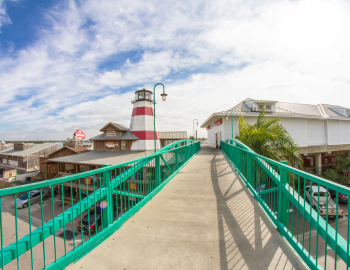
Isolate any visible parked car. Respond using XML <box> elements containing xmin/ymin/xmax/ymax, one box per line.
<box><xmin>78</xmin><ymin>209</ymin><xmax>102</xmax><ymax>234</ymax></box>
<box><xmin>78</xmin><ymin>208</ymin><xmax>129</xmax><ymax>234</ymax></box>
<box><xmin>12</xmin><ymin>189</ymin><xmax>49</xmax><ymax>209</ymax></box>
<box><xmin>328</xmin><ymin>189</ymin><xmax>348</xmax><ymax>204</ymax></box>
<box><xmin>305</xmin><ymin>185</ymin><xmax>344</xmax><ymax>218</ymax></box>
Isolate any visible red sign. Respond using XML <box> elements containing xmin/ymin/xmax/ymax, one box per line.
<box><xmin>129</xmin><ymin>182</ymin><xmax>136</xmax><ymax>190</ymax></box>
<box><xmin>74</xmin><ymin>129</ymin><xmax>86</xmax><ymax>142</ymax></box>
<box><xmin>206</xmin><ymin>126</ymin><xmax>210</xmax><ymax>130</ymax></box>
<box><xmin>214</xmin><ymin>119</ymin><xmax>222</xmax><ymax>126</ymax></box>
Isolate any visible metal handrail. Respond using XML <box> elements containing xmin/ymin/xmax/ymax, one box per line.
<box><xmin>0</xmin><ymin>139</ymin><xmax>201</xmax><ymax>269</ymax></box>
<box><xmin>222</xmin><ymin>138</ymin><xmax>350</xmax><ymax>270</ymax></box>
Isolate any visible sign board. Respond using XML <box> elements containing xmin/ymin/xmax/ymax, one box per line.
<box><xmin>129</xmin><ymin>182</ymin><xmax>137</xmax><ymax>190</ymax></box>
<box><xmin>215</xmin><ymin>119</ymin><xmax>222</xmax><ymax>126</ymax></box>
<box><xmin>3</xmin><ymin>169</ymin><xmax>17</xmax><ymax>179</ymax></box>
<box><xmin>106</xmin><ymin>130</ymin><xmax>120</xmax><ymax>137</ymax></box>
<box><xmin>105</xmin><ymin>141</ymin><xmax>119</xmax><ymax>148</ymax></box>
<box><xmin>9</xmin><ymin>160</ymin><xmax>18</xmax><ymax>167</ymax></box>
<box><xmin>2</xmin><ymin>159</ymin><xmax>7</xmax><ymax>164</ymax></box>
<box><xmin>84</xmin><ymin>177</ymin><xmax>92</xmax><ymax>185</ymax></box>
<box><xmin>74</xmin><ymin>129</ymin><xmax>86</xmax><ymax>142</ymax></box>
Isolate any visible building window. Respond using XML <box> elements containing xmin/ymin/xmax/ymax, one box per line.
<box><xmin>145</xmin><ymin>92</ymin><xmax>151</xmax><ymax>99</ymax></box>
<box><xmin>66</xmin><ymin>164</ymin><xmax>74</xmax><ymax>171</ymax></box>
<box><xmin>266</xmin><ymin>105</ymin><xmax>271</xmax><ymax>110</ymax></box>
<box><xmin>80</xmin><ymin>165</ymin><xmax>90</xmax><ymax>172</ymax></box>
<box><xmin>258</xmin><ymin>104</ymin><xmax>264</xmax><ymax>110</ymax></box>
<box><xmin>138</xmin><ymin>91</ymin><xmax>145</xmax><ymax>99</ymax></box>
<box><xmin>121</xmin><ymin>141</ymin><xmax>126</xmax><ymax>150</ymax></box>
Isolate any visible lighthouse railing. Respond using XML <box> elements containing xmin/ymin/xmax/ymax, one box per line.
<box><xmin>0</xmin><ymin>139</ymin><xmax>200</xmax><ymax>270</ymax></box>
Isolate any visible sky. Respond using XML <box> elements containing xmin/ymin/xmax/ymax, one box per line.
<box><xmin>0</xmin><ymin>0</ymin><xmax>349</xmax><ymax>141</ymax></box>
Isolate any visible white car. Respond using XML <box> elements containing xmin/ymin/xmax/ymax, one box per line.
<box><xmin>305</xmin><ymin>185</ymin><xmax>344</xmax><ymax>218</ymax></box>
<box><xmin>12</xmin><ymin>189</ymin><xmax>49</xmax><ymax>209</ymax></box>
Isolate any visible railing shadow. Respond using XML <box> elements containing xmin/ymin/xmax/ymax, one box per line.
<box><xmin>210</xmin><ymin>150</ymin><xmax>306</xmax><ymax>270</ymax></box>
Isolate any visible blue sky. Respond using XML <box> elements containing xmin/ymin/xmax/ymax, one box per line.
<box><xmin>0</xmin><ymin>0</ymin><xmax>350</xmax><ymax>140</ymax></box>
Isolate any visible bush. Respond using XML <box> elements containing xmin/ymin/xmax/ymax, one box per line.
<box><xmin>321</xmin><ymin>169</ymin><xmax>338</xmax><ymax>181</ymax></box>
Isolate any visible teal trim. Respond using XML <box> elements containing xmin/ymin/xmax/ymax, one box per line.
<box><xmin>113</xmin><ymin>190</ymin><xmax>145</xmax><ymax>199</ymax></box>
<box><xmin>222</xmin><ymin>139</ymin><xmax>350</xmax><ymax>270</ymax></box>
<box><xmin>160</xmin><ymin>154</ymin><xmax>173</xmax><ymax>174</ymax></box>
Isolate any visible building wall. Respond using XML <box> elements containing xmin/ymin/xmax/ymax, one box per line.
<box><xmin>306</xmin><ymin>119</ymin><xmax>326</xmax><ymax>146</ymax></box>
<box><xmin>328</xmin><ymin>120</ymin><xmax>350</xmax><ymax>145</ymax></box>
<box><xmin>279</xmin><ymin>118</ymin><xmax>308</xmax><ymax>147</ymax></box>
<box><xmin>207</xmin><ymin>123</ymin><xmax>223</xmax><ymax>148</ymax></box>
<box><xmin>50</xmin><ymin>148</ymin><xmax>76</xmax><ymax>159</ymax></box>
<box><xmin>208</xmin><ymin>115</ymin><xmax>350</xmax><ymax>149</ymax></box>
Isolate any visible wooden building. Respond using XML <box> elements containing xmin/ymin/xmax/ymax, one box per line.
<box><xmin>90</xmin><ymin>122</ymin><xmax>139</xmax><ymax>151</ymax></box>
<box><xmin>0</xmin><ymin>143</ymin><xmax>59</xmax><ymax>175</ymax></box>
<box><xmin>40</xmin><ymin>146</ymin><xmax>90</xmax><ymax>180</ymax></box>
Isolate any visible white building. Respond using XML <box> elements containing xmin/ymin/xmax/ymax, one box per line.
<box><xmin>201</xmin><ymin>98</ymin><xmax>350</xmax><ymax>174</ymax></box>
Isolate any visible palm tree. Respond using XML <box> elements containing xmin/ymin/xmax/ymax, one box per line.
<box><xmin>334</xmin><ymin>157</ymin><xmax>350</xmax><ymax>177</ymax></box>
<box><xmin>235</xmin><ymin>109</ymin><xmax>303</xmax><ymax>168</ymax></box>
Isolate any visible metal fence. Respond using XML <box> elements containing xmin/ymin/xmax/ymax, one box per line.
<box><xmin>0</xmin><ymin>140</ymin><xmax>200</xmax><ymax>270</ymax></box>
<box><xmin>222</xmin><ymin>139</ymin><xmax>350</xmax><ymax>270</ymax></box>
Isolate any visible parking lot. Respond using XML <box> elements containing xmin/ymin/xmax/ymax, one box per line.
<box><xmin>1</xmin><ymin>194</ymin><xmax>95</xmax><ymax>270</ymax></box>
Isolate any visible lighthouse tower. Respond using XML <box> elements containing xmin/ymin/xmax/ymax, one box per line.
<box><xmin>130</xmin><ymin>88</ymin><xmax>160</xmax><ymax>151</ymax></box>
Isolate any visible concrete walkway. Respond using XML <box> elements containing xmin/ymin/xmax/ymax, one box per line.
<box><xmin>67</xmin><ymin>146</ymin><xmax>306</xmax><ymax>270</ymax></box>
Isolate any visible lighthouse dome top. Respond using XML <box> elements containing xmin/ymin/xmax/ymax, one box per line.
<box><xmin>132</xmin><ymin>88</ymin><xmax>153</xmax><ymax>103</ymax></box>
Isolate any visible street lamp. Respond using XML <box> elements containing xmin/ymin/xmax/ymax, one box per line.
<box><xmin>225</xmin><ymin>110</ymin><xmax>233</xmax><ymax>139</ymax></box>
<box><xmin>193</xmin><ymin>119</ymin><xmax>198</xmax><ymax>141</ymax></box>
<box><xmin>153</xmin><ymin>83</ymin><xmax>167</xmax><ymax>152</ymax></box>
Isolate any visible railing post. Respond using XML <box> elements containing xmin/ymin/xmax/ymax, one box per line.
<box><xmin>247</xmin><ymin>154</ymin><xmax>251</xmax><ymax>185</ymax></box>
<box><xmin>102</xmin><ymin>164</ymin><xmax>113</xmax><ymax>227</ymax></box>
<box><xmin>155</xmin><ymin>155</ymin><xmax>161</xmax><ymax>186</ymax></box>
<box><xmin>175</xmin><ymin>145</ymin><xmax>179</xmax><ymax>169</ymax></box>
<box><xmin>278</xmin><ymin>161</ymin><xmax>288</xmax><ymax>228</ymax></box>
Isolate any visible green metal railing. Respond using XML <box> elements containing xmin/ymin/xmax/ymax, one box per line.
<box><xmin>222</xmin><ymin>139</ymin><xmax>350</xmax><ymax>270</ymax></box>
<box><xmin>0</xmin><ymin>140</ymin><xmax>200</xmax><ymax>270</ymax></box>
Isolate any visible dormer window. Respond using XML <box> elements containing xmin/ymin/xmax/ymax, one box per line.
<box><xmin>256</xmin><ymin>103</ymin><xmax>274</xmax><ymax>111</ymax></box>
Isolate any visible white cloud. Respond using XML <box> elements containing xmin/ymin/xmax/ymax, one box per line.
<box><xmin>0</xmin><ymin>0</ymin><xmax>13</xmax><ymax>30</ymax></box>
<box><xmin>0</xmin><ymin>0</ymin><xmax>350</xmax><ymax>140</ymax></box>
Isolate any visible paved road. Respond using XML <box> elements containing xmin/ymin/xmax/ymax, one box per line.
<box><xmin>67</xmin><ymin>146</ymin><xmax>306</xmax><ymax>270</ymax></box>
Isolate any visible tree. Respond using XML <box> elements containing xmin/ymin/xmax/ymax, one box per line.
<box><xmin>189</xmin><ymin>136</ymin><xmax>195</xmax><ymax>140</ymax></box>
<box><xmin>334</xmin><ymin>157</ymin><xmax>350</xmax><ymax>177</ymax></box>
<box><xmin>235</xmin><ymin>109</ymin><xmax>303</xmax><ymax>168</ymax></box>
<box><xmin>321</xmin><ymin>169</ymin><xmax>338</xmax><ymax>181</ymax></box>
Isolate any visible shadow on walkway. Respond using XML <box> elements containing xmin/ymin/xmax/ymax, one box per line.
<box><xmin>209</xmin><ymin>148</ymin><xmax>306</xmax><ymax>270</ymax></box>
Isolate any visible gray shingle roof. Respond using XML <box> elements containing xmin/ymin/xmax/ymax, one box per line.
<box><xmin>90</xmin><ymin>130</ymin><xmax>139</xmax><ymax>141</ymax></box>
<box><xmin>201</xmin><ymin>98</ymin><xmax>350</xmax><ymax>128</ymax></box>
<box><xmin>47</xmin><ymin>150</ymin><xmax>154</xmax><ymax>166</ymax></box>
<box><xmin>0</xmin><ymin>143</ymin><xmax>58</xmax><ymax>157</ymax></box>
<box><xmin>110</xmin><ymin>123</ymin><xmax>129</xmax><ymax>131</ymax></box>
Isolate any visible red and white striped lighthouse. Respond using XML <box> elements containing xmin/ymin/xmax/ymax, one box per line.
<box><xmin>130</xmin><ymin>88</ymin><xmax>160</xmax><ymax>151</ymax></box>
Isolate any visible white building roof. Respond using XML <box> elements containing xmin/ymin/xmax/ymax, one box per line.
<box><xmin>201</xmin><ymin>98</ymin><xmax>350</xmax><ymax>128</ymax></box>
